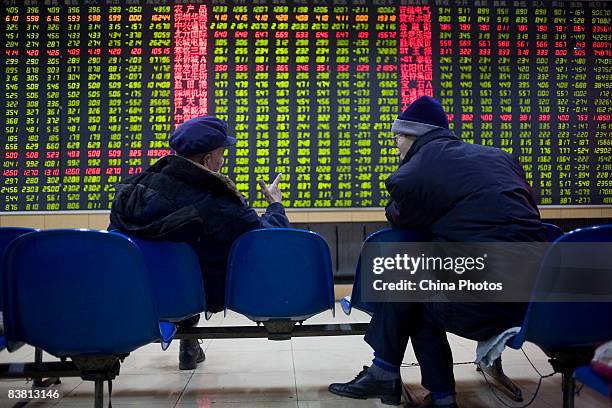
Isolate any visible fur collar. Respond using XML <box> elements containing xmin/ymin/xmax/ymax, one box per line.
<box><xmin>151</xmin><ymin>155</ymin><xmax>245</xmax><ymax>202</ymax></box>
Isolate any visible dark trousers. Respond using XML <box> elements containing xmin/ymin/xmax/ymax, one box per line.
<box><xmin>364</xmin><ymin>302</ymin><xmax>525</xmax><ymax>392</ymax></box>
<box><xmin>177</xmin><ymin>314</ymin><xmax>200</xmax><ymax>330</ymax></box>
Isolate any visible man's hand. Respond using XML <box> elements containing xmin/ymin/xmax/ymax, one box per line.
<box><xmin>258</xmin><ymin>173</ymin><xmax>283</xmax><ymax>204</ymax></box>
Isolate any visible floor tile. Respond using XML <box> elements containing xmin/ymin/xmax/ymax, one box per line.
<box><xmin>59</xmin><ymin>373</ymin><xmax>190</xmax><ymax>406</ymax></box>
<box><xmin>177</xmin><ymin>400</ymin><xmax>298</xmax><ymax>408</ymax></box>
<box><xmin>538</xmin><ymin>376</ymin><xmax>611</xmax><ymax>408</ymax></box>
<box><xmin>293</xmin><ymin>348</ymin><xmax>372</xmax><ymax>372</ymax></box>
<box><xmin>119</xmin><ymin>350</ymin><xmax>190</xmax><ymax>374</ymax></box>
<box><xmin>180</xmin><ymin>371</ymin><xmax>296</xmax><ymax>404</ymax></box>
<box><xmin>195</xmin><ymin>350</ymin><xmax>293</xmax><ymax>373</ymax></box>
<box><xmin>207</xmin><ymin>338</ymin><xmax>291</xmax><ymax>353</ymax></box>
<box><xmin>456</xmin><ymin>389</ymin><xmax>555</xmax><ymax>408</ymax></box>
<box><xmin>214</xmin><ymin>312</ymin><xmax>255</xmax><ymax>326</ymax></box>
<box><xmin>295</xmin><ymin>369</ymin><xmax>358</xmax><ymax>401</ymax></box>
<box><xmin>136</xmin><ymin>339</ymin><xmax>211</xmax><ymax>354</ymax></box>
<box><xmin>298</xmin><ymin>399</ymin><xmax>388</xmax><ymax>407</ymax></box>
<box><xmin>291</xmin><ymin>335</ymin><xmax>370</xmax><ymax>352</ymax></box>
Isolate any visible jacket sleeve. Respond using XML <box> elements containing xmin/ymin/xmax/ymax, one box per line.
<box><xmin>219</xmin><ymin>199</ymin><xmax>291</xmax><ymax>240</ymax></box>
<box><xmin>385</xmin><ymin>191</ymin><xmax>431</xmax><ymax>230</ymax></box>
<box><xmin>259</xmin><ymin>202</ymin><xmax>291</xmax><ymax>228</ymax></box>
<box><xmin>384</xmin><ymin>156</ymin><xmax>443</xmax><ymax>230</ymax></box>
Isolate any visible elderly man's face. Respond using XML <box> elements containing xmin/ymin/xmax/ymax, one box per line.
<box><xmin>395</xmin><ymin>134</ymin><xmax>416</xmax><ymax>161</ymax></box>
<box><xmin>203</xmin><ymin>147</ymin><xmax>226</xmax><ymax>172</ymax></box>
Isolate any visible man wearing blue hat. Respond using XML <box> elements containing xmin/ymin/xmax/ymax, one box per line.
<box><xmin>110</xmin><ymin>116</ymin><xmax>290</xmax><ymax>370</ymax></box>
<box><xmin>329</xmin><ymin>97</ymin><xmax>546</xmax><ymax>406</ymax></box>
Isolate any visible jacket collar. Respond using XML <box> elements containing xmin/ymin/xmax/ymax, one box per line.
<box><xmin>150</xmin><ymin>155</ymin><xmax>244</xmax><ymax>201</ymax></box>
<box><xmin>400</xmin><ymin>128</ymin><xmax>460</xmax><ymax>166</ymax></box>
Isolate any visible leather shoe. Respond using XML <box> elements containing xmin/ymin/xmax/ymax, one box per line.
<box><xmin>418</xmin><ymin>393</ymin><xmax>459</xmax><ymax>407</ymax></box>
<box><xmin>328</xmin><ymin>366</ymin><xmax>402</xmax><ymax>405</ymax></box>
<box><xmin>179</xmin><ymin>339</ymin><xmax>205</xmax><ymax>370</ymax></box>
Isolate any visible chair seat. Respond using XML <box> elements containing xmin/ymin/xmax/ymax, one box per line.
<box><xmin>2</xmin><ymin>230</ymin><xmax>164</xmax><ymax>356</ymax></box>
<box><xmin>574</xmin><ymin>365</ymin><xmax>611</xmax><ymax>398</ymax></box>
<box><xmin>225</xmin><ymin>229</ymin><xmax>335</xmax><ymax>323</ymax></box>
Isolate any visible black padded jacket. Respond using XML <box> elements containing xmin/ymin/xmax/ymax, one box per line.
<box><xmin>109</xmin><ymin>155</ymin><xmax>290</xmax><ymax>312</ymax></box>
<box><xmin>385</xmin><ymin>128</ymin><xmax>546</xmax><ymax>242</ymax></box>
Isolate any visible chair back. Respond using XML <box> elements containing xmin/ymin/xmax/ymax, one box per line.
<box><xmin>225</xmin><ymin>228</ymin><xmax>334</xmax><ymax>321</ymax></box>
<box><xmin>509</xmin><ymin>224</ymin><xmax>612</xmax><ymax>350</ymax></box>
<box><xmin>543</xmin><ymin>222</ymin><xmax>563</xmax><ymax>242</ymax></box>
<box><xmin>0</xmin><ymin>227</ymin><xmax>37</xmax><ymax>310</ymax></box>
<box><xmin>349</xmin><ymin>228</ymin><xmax>426</xmax><ymax>314</ymax></box>
<box><xmin>2</xmin><ymin>229</ymin><xmax>160</xmax><ymax>356</ymax></box>
<box><xmin>119</xmin><ymin>235</ymin><xmax>207</xmax><ymax>321</ymax></box>
<box><xmin>0</xmin><ymin>227</ymin><xmax>37</xmax><ymax>254</ymax></box>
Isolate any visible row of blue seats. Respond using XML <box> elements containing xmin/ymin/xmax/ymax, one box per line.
<box><xmin>0</xmin><ymin>227</ymin><xmax>338</xmax><ymax>408</ymax></box>
<box><xmin>346</xmin><ymin>224</ymin><xmax>612</xmax><ymax>405</ymax></box>
<box><xmin>0</xmin><ymin>224</ymin><xmax>611</xmax><ymax>407</ymax></box>
<box><xmin>0</xmin><ymin>228</ymin><xmax>337</xmax><ymax>351</ymax></box>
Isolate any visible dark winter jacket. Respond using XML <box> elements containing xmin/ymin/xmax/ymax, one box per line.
<box><xmin>109</xmin><ymin>155</ymin><xmax>290</xmax><ymax>312</ymax></box>
<box><xmin>385</xmin><ymin>128</ymin><xmax>546</xmax><ymax>242</ymax></box>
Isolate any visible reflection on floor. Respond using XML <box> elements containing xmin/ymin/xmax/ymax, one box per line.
<box><xmin>0</xmin><ymin>304</ymin><xmax>608</xmax><ymax>407</ymax></box>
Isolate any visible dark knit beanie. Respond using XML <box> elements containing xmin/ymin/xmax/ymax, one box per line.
<box><xmin>391</xmin><ymin>96</ymin><xmax>449</xmax><ymax>136</ymax></box>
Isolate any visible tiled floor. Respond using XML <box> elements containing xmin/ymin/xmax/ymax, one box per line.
<box><xmin>0</xmin><ymin>304</ymin><xmax>609</xmax><ymax>408</ymax></box>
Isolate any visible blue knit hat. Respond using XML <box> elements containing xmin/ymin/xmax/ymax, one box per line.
<box><xmin>391</xmin><ymin>96</ymin><xmax>449</xmax><ymax>137</ymax></box>
<box><xmin>170</xmin><ymin>116</ymin><xmax>237</xmax><ymax>156</ymax></box>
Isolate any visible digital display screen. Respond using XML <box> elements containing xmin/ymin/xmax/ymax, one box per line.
<box><xmin>1</xmin><ymin>0</ymin><xmax>611</xmax><ymax>212</ymax></box>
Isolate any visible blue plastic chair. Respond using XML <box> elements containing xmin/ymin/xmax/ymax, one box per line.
<box><xmin>2</xmin><ymin>229</ymin><xmax>171</xmax><ymax>407</ymax></box>
<box><xmin>2</xmin><ymin>229</ymin><xmax>164</xmax><ymax>355</ymax></box>
<box><xmin>0</xmin><ymin>227</ymin><xmax>37</xmax><ymax>313</ymax></box>
<box><xmin>543</xmin><ymin>222</ymin><xmax>563</xmax><ymax>242</ymax></box>
<box><xmin>0</xmin><ymin>228</ymin><xmax>37</xmax><ymax>352</ymax></box>
<box><xmin>344</xmin><ymin>224</ymin><xmax>562</xmax><ymax>315</ymax></box>
<box><xmin>342</xmin><ymin>227</ymin><xmax>426</xmax><ymax>315</ymax></box>
<box><xmin>225</xmin><ymin>228</ymin><xmax>334</xmax><ymax>322</ymax></box>
<box><xmin>574</xmin><ymin>365</ymin><xmax>611</xmax><ymax>399</ymax></box>
<box><xmin>508</xmin><ymin>224</ymin><xmax>612</xmax><ymax>349</ymax></box>
<box><xmin>0</xmin><ymin>227</ymin><xmax>37</xmax><ymax>255</ymax></box>
<box><xmin>507</xmin><ymin>224</ymin><xmax>612</xmax><ymax>407</ymax></box>
<box><xmin>112</xmin><ymin>233</ymin><xmax>207</xmax><ymax>322</ymax></box>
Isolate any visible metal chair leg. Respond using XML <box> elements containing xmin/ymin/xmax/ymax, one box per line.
<box><xmin>32</xmin><ymin>348</ymin><xmax>61</xmax><ymax>388</ymax></box>
<box><xmin>562</xmin><ymin>372</ymin><xmax>575</xmax><ymax>408</ymax></box>
<box><xmin>33</xmin><ymin>348</ymin><xmax>43</xmax><ymax>388</ymax></box>
<box><xmin>94</xmin><ymin>380</ymin><xmax>104</xmax><ymax>408</ymax></box>
<box><xmin>477</xmin><ymin>357</ymin><xmax>523</xmax><ymax>402</ymax></box>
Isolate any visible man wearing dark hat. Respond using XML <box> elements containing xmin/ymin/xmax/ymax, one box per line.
<box><xmin>329</xmin><ymin>97</ymin><xmax>546</xmax><ymax>407</ymax></box>
<box><xmin>109</xmin><ymin>116</ymin><xmax>290</xmax><ymax>370</ymax></box>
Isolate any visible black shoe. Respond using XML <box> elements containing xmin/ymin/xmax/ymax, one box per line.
<box><xmin>418</xmin><ymin>393</ymin><xmax>459</xmax><ymax>408</ymax></box>
<box><xmin>328</xmin><ymin>366</ymin><xmax>402</xmax><ymax>405</ymax></box>
<box><xmin>179</xmin><ymin>339</ymin><xmax>205</xmax><ymax>370</ymax></box>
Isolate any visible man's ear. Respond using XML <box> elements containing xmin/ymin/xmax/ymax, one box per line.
<box><xmin>201</xmin><ymin>153</ymin><xmax>211</xmax><ymax>169</ymax></box>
